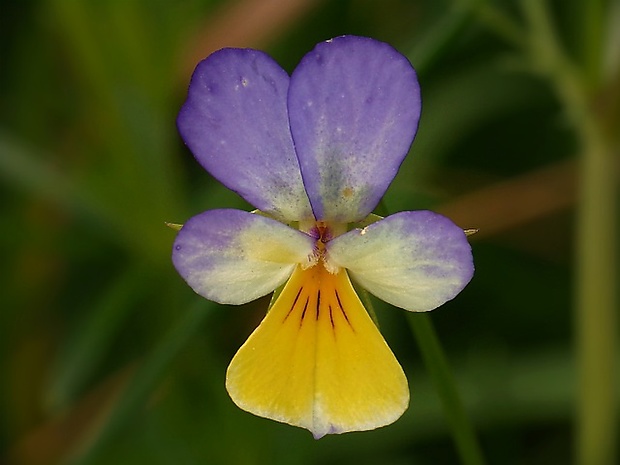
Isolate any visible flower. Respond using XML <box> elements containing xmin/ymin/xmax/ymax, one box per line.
<box><xmin>172</xmin><ymin>35</ymin><xmax>474</xmax><ymax>439</ymax></box>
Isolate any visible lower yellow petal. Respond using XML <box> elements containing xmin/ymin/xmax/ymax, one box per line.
<box><xmin>225</xmin><ymin>264</ymin><xmax>409</xmax><ymax>438</ymax></box>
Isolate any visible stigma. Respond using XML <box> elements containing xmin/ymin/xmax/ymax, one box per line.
<box><xmin>298</xmin><ymin>220</ymin><xmax>347</xmax><ymax>273</ymax></box>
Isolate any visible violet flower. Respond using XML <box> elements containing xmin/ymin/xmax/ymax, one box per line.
<box><xmin>172</xmin><ymin>36</ymin><xmax>474</xmax><ymax>439</ymax></box>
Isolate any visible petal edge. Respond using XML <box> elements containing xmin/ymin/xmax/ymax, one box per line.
<box><xmin>172</xmin><ymin>209</ymin><xmax>316</xmax><ymax>305</ymax></box>
<box><xmin>288</xmin><ymin>36</ymin><xmax>422</xmax><ymax>222</ymax></box>
<box><xmin>226</xmin><ymin>264</ymin><xmax>409</xmax><ymax>438</ymax></box>
<box><xmin>178</xmin><ymin>49</ymin><xmax>313</xmax><ymax>222</ymax></box>
<box><xmin>326</xmin><ymin>211</ymin><xmax>474</xmax><ymax>311</ymax></box>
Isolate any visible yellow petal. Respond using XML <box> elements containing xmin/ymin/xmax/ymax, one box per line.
<box><xmin>226</xmin><ymin>263</ymin><xmax>409</xmax><ymax>438</ymax></box>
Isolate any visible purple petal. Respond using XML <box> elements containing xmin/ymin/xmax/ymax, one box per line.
<box><xmin>288</xmin><ymin>36</ymin><xmax>422</xmax><ymax>222</ymax></box>
<box><xmin>326</xmin><ymin>211</ymin><xmax>474</xmax><ymax>311</ymax></box>
<box><xmin>172</xmin><ymin>209</ymin><xmax>316</xmax><ymax>305</ymax></box>
<box><xmin>178</xmin><ymin>49</ymin><xmax>313</xmax><ymax>222</ymax></box>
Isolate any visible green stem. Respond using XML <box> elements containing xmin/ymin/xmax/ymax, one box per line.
<box><xmin>359</xmin><ymin>288</ymin><xmax>381</xmax><ymax>328</ymax></box>
<box><xmin>377</xmin><ymin>197</ymin><xmax>484</xmax><ymax>464</ymax></box>
<box><xmin>580</xmin><ymin>0</ymin><xmax>605</xmax><ymax>89</ymax></box>
<box><xmin>519</xmin><ymin>2</ymin><xmax>618</xmax><ymax>463</ymax></box>
<box><xmin>408</xmin><ymin>314</ymin><xmax>486</xmax><ymax>465</ymax></box>
<box><xmin>572</xmin><ymin>88</ymin><xmax>618</xmax><ymax>465</ymax></box>
<box><xmin>474</xmin><ymin>0</ymin><xmax>526</xmax><ymax>48</ymax></box>
<box><xmin>574</xmin><ymin>117</ymin><xmax>618</xmax><ymax>465</ymax></box>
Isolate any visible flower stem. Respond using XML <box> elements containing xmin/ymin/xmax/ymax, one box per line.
<box><xmin>519</xmin><ymin>1</ymin><xmax>618</xmax><ymax>463</ymax></box>
<box><xmin>407</xmin><ymin>313</ymin><xmax>486</xmax><ymax>465</ymax></box>
<box><xmin>359</xmin><ymin>288</ymin><xmax>381</xmax><ymax>328</ymax></box>
<box><xmin>574</xmin><ymin>120</ymin><xmax>618</xmax><ymax>465</ymax></box>
<box><xmin>376</xmin><ymin>201</ymin><xmax>484</xmax><ymax>464</ymax></box>
<box><xmin>572</xmin><ymin>77</ymin><xmax>618</xmax><ymax>465</ymax></box>
<box><xmin>579</xmin><ymin>0</ymin><xmax>605</xmax><ymax>89</ymax></box>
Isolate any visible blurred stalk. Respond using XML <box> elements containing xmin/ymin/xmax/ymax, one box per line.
<box><xmin>520</xmin><ymin>1</ymin><xmax>618</xmax><ymax>464</ymax></box>
<box><xmin>65</xmin><ymin>299</ymin><xmax>213</xmax><ymax>465</ymax></box>
<box><xmin>580</xmin><ymin>0</ymin><xmax>604</xmax><ymax>89</ymax></box>
<box><xmin>408</xmin><ymin>0</ymin><xmax>477</xmax><ymax>72</ymax></box>
<box><xmin>376</xmin><ymin>201</ymin><xmax>485</xmax><ymax>465</ymax></box>
<box><xmin>0</xmin><ymin>131</ymin><xmax>110</xmax><ymax>226</ymax></box>
<box><xmin>408</xmin><ymin>314</ymin><xmax>486</xmax><ymax>465</ymax></box>
<box><xmin>46</xmin><ymin>263</ymin><xmax>155</xmax><ymax>411</ymax></box>
<box><xmin>359</xmin><ymin>288</ymin><xmax>381</xmax><ymax>328</ymax></box>
<box><xmin>574</xmin><ymin>114</ymin><xmax>618</xmax><ymax>465</ymax></box>
<box><xmin>408</xmin><ymin>0</ymin><xmax>525</xmax><ymax>74</ymax></box>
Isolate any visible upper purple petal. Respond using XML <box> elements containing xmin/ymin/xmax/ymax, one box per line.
<box><xmin>178</xmin><ymin>48</ymin><xmax>313</xmax><ymax>222</ymax></box>
<box><xmin>287</xmin><ymin>36</ymin><xmax>422</xmax><ymax>222</ymax></box>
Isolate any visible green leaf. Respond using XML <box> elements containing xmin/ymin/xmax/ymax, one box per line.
<box><xmin>65</xmin><ymin>298</ymin><xmax>214</xmax><ymax>465</ymax></box>
<box><xmin>45</xmin><ymin>263</ymin><xmax>155</xmax><ymax>412</ymax></box>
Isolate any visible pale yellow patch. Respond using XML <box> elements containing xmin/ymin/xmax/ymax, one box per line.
<box><xmin>225</xmin><ymin>264</ymin><xmax>409</xmax><ymax>438</ymax></box>
<box><xmin>238</xmin><ymin>224</ymin><xmax>318</xmax><ymax>269</ymax></box>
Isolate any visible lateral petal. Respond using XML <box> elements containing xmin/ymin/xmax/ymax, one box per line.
<box><xmin>178</xmin><ymin>49</ymin><xmax>313</xmax><ymax>222</ymax></box>
<box><xmin>226</xmin><ymin>264</ymin><xmax>409</xmax><ymax>438</ymax></box>
<box><xmin>288</xmin><ymin>36</ymin><xmax>421</xmax><ymax>222</ymax></box>
<box><xmin>326</xmin><ymin>211</ymin><xmax>474</xmax><ymax>312</ymax></box>
<box><xmin>172</xmin><ymin>209</ymin><xmax>316</xmax><ymax>305</ymax></box>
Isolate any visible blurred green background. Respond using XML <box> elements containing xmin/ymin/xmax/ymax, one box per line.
<box><xmin>1</xmin><ymin>0</ymin><xmax>618</xmax><ymax>464</ymax></box>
